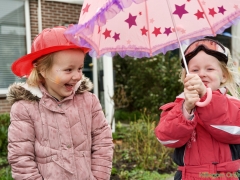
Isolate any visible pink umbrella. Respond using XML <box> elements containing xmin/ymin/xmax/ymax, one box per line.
<box><xmin>65</xmin><ymin>0</ymin><xmax>240</xmax><ymax>106</ymax></box>
<box><xmin>65</xmin><ymin>0</ymin><xmax>240</xmax><ymax>58</ymax></box>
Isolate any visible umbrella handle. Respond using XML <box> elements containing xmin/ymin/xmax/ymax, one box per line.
<box><xmin>195</xmin><ymin>88</ymin><xmax>212</xmax><ymax>107</ymax></box>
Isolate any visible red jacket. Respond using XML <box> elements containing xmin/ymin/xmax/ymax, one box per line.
<box><xmin>155</xmin><ymin>89</ymin><xmax>240</xmax><ymax>180</ymax></box>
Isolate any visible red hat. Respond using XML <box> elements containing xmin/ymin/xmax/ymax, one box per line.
<box><xmin>11</xmin><ymin>26</ymin><xmax>90</xmax><ymax>77</ymax></box>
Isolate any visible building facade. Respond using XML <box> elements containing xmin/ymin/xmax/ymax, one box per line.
<box><xmin>0</xmin><ymin>0</ymin><xmax>85</xmax><ymax>113</ymax></box>
<box><xmin>0</xmin><ymin>0</ymin><xmax>115</xmax><ymax>129</ymax></box>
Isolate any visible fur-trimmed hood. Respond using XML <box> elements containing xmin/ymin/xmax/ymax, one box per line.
<box><xmin>7</xmin><ymin>75</ymin><xmax>93</xmax><ymax>105</ymax></box>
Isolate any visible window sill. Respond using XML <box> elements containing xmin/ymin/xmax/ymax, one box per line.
<box><xmin>0</xmin><ymin>89</ymin><xmax>8</xmax><ymax>98</ymax></box>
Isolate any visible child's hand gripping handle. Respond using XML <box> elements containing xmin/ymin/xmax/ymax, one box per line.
<box><xmin>195</xmin><ymin>87</ymin><xmax>212</xmax><ymax>107</ymax></box>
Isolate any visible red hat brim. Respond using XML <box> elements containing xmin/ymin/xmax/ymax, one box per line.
<box><xmin>11</xmin><ymin>45</ymin><xmax>90</xmax><ymax>77</ymax></box>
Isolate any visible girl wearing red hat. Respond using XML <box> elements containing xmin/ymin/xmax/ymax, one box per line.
<box><xmin>155</xmin><ymin>38</ymin><xmax>240</xmax><ymax>180</ymax></box>
<box><xmin>7</xmin><ymin>26</ymin><xmax>113</xmax><ymax>180</ymax></box>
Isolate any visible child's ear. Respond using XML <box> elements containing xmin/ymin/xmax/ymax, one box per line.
<box><xmin>221</xmin><ymin>75</ymin><xmax>227</xmax><ymax>84</ymax></box>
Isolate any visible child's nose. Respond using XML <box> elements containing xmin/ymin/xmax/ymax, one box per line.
<box><xmin>198</xmin><ymin>69</ymin><xmax>206</xmax><ymax>77</ymax></box>
<box><xmin>72</xmin><ymin>71</ymin><xmax>82</xmax><ymax>80</ymax></box>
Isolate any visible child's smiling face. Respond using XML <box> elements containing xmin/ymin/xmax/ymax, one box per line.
<box><xmin>188</xmin><ymin>51</ymin><xmax>226</xmax><ymax>91</ymax></box>
<box><xmin>42</xmin><ymin>49</ymin><xmax>85</xmax><ymax>101</ymax></box>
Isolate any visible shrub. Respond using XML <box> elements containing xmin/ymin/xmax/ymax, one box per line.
<box><xmin>113</xmin><ymin>51</ymin><xmax>183</xmax><ymax>117</ymax></box>
<box><xmin>114</xmin><ymin>109</ymin><xmax>141</xmax><ymax>123</ymax></box>
<box><xmin>117</xmin><ymin>169</ymin><xmax>173</xmax><ymax>180</ymax></box>
<box><xmin>112</xmin><ymin>113</ymin><xmax>177</xmax><ymax>179</ymax></box>
<box><xmin>0</xmin><ymin>113</ymin><xmax>10</xmax><ymax>157</ymax></box>
<box><xmin>0</xmin><ymin>113</ymin><xmax>12</xmax><ymax>180</ymax></box>
<box><xmin>0</xmin><ymin>166</ymin><xmax>12</xmax><ymax>180</ymax></box>
<box><xmin>125</xmin><ymin>114</ymin><xmax>176</xmax><ymax>171</ymax></box>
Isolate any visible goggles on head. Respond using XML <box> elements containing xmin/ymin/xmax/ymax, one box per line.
<box><xmin>181</xmin><ymin>38</ymin><xmax>228</xmax><ymax>68</ymax></box>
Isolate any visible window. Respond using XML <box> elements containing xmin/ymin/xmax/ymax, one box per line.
<box><xmin>0</xmin><ymin>0</ymin><xmax>27</xmax><ymax>92</ymax></box>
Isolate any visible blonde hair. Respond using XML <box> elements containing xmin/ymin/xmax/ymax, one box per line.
<box><xmin>27</xmin><ymin>53</ymin><xmax>55</xmax><ymax>86</ymax></box>
<box><xmin>180</xmin><ymin>47</ymin><xmax>240</xmax><ymax>98</ymax></box>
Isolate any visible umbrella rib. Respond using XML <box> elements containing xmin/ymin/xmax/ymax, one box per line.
<box><xmin>144</xmin><ymin>0</ymin><xmax>152</xmax><ymax>56</ymax></box>
<box><xmin>197</xmin><ymin>0</ymin><xmax>216</xmax><ymax>36</ymax></box>
<box><xmin>98</xmin><ymin>25</ymin><xmax>101</xmax><ymax>57</ymax></box>
<box><xmin>165</xmin><ymin>0</ymin><xmax>189</xmax><ymax>74</ymax></box>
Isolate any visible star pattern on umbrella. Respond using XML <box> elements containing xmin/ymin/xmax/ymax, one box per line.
<box><xmin>181</xmin><ymin>29</ymin><xmax>186</xmax><ymax>34</ymax></box>
<box><xmin>103</xmin><ymin>29</ymin><xmax>111</xmax><ymax>39</ymax></box>
<box><xmin>209</xmin><ymin>8</ymin><xmax>217</xmax><ymax>17</ymax></box>
<box><xmin>125</xmin><ymin>13</ymin><xmax>137</xmax><ymax>29</ymax></box>
<box><xmin>218</xmin><ymin>6</ymin><xmax>226</xmax><ymax>14</ymax></box>
<box><xmin>195</xmin><ymin>10</ymin><xmax>204</xmax><ymax>19</ymax></box>
<box><xmin>82</xmin><ymin>3</ymin><xmax>90</xmax><ymax>15</ymax></box>
<box><xmin>172</xmin><ymin>27</ymin><xmax>185</xmax><ymax>34</ymax></box>
<box><xmin>152</xmin><ymin>27</ymin><xmax>161</xmax><ymax>37</ymax></box>
<box><xmin>201</xmin><ymin>1</ymin><xmax>206</xmax><ymax>5</ymax></box>
<box><xmin>164</xmin><ymin>27</ymin><xmax>172</xmax><ymax>36</ymax></box>
<box><xmin>72</xmin><ymin>0</ymin><xmax>240</xmax><ymax>59</ymax></box>
<box><xmin>141</xmin><ymin>26</ymin><xmax>148</xmax><ymax>36</ymax></box>
<box><xmin>113</xmin><ymin>33</ymin><xmax>120</xmax><ymax>42</ymax></box>
<box><xmin>150</xmin><ymin>18</ymin><xmax>154</xmax><ymax>23</ymax></box>
<box><xmin>173</xmin><ymin>4</ymin><xmax>188</xmax><ymax>19</ymax></box>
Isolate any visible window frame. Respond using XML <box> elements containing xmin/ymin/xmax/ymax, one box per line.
<box><xmin>45</xmin><ymin>0</ymin><xmax>84</xmax><ymax>5</ymax></box>
<box><xmin>0</xmin><ymin>0</ymin><xmax>31</xmax><ymax>97</ymax></box>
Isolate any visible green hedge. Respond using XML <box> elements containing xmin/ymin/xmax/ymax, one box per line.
<box><xmin>0</xmin><ymin>113</ymin><xmax>13</xmax><ymax>180</ymax></box>
<box><xmin>114</xmin><ymin>109</ymin><xmax>141</xmax><ymax>123</ymax></box>
<box><xmin>0</xmin><ymin>113</ymin><xmax>10</xmax><ymax>157</ymax></box>
<box><xmin>113</xmin><ymin>51</ymin><xmax>183</xmax><ymax>117</ymax></box>
<box><xmin>112</xmin><ymin>113</ymin><xmax>177</xmax><ymax>179</ymax></box>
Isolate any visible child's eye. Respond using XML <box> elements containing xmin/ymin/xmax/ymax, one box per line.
<box><xmin>65</xmin><ymin>69</ymin><xmax>72</xmax><ymax>72</ymax></box>
<box><xmin>78</xmin><ymin>67</ymin><xmax>83</xmax><ymax>71</ymax></box>
<box><xmin>207</xmin><ymin>68</ymin><xmax>214</xmax><ymax>71</ymax></box>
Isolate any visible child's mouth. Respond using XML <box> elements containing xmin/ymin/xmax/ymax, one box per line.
<box><xmin>65</xmin><ymin>84</ymin><xmax>74</xmax><ymax>91</ymax></box>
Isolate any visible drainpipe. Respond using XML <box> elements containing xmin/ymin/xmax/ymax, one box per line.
<box><xmin>38</xmin><ymin>0</ymin><xmax>42</xmax><ymax>33</ymax></box>
<box><xmin>24</xmin><ymin>0</ymin><xmax>31</xmax><ymax>54</ymax></box>
<box><xmin>103</xmin><ymin>55</ymin><xmax>115</xmax><ymax>132</ymax></box>
<box><xmin>92</xmin><ymin>57</ymin><xmax>99</xmax><ymax>97</ymax></box>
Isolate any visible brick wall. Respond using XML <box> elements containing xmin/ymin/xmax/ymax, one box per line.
<box><xmin>30</xmin><ymin>0</ymin><xmax>82</xmax><ymax>41</ymax></box>
<box><xmin>0</xmin><ymin>0</ymin><xmax>82</xmax><ymax>114</ymax></box>
<box><xmin>0</xmin><ymin>98</ymin><xmax>11</xmax><ymax>114</ymax></box>
<box><xmin>29</xmin><ymin>0</ymin><xmax>38</xmax><ymax>41</ymax></box>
